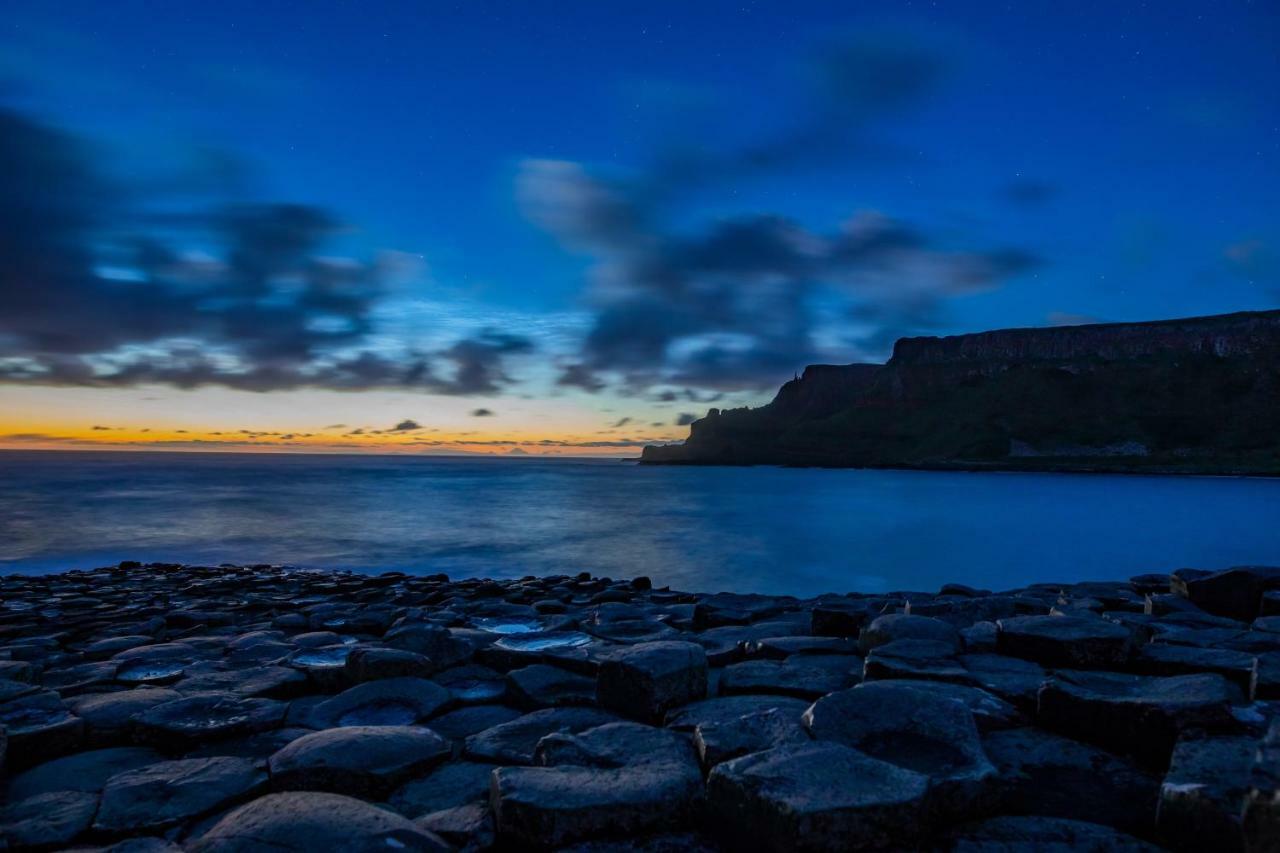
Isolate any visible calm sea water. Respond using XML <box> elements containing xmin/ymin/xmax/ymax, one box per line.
<box><xmin>1</xmin><ymin>450</ymin><xmax>1277</xmax><ymax>597</ymax></box>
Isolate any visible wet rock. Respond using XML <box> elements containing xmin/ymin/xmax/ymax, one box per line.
<box><xmin>0</xmin><ymin>690</ymin><xmax>85</xmax><ymax>765</ymax></box>
<box><xmin>1174</xmin><ymin>566</ymin><xmax>1280</xmax><ymax>623</ymax></box>
<box><xmin>70</xmin><ymin>687</ymin><xmax>181</xmax><ymax>746</ymax></box>
<box><xmin>134</xmin><ymin>693</ymin><xmax>286</xmax><ymax>749</ymax></box>
<box><xmin>693</xmin><ymin>593</ymin><xmax>789</xmax><ymax>628</ymax></box>
<box><xmin>385</xmin><ymin>623</ymin><xmax>474</xmax><ymax>668</ymax></box>
<box><xmin>693</xmin><ymin>706</ymin><xmax>809</xmax><ymax>770</ymax></box>
<box><xmin>507</xmin><ymin>664</ymin><xmax>597</xmax><ymax>709</ymax></box>
<box><xmin>719</xmin><ymin>657</ymin><xmax>857</xmax><ymax>700</ymax></box>
<box><xmin>960</xmin><ymin>621</ymin><xmax>998</xmax><ymax>653</ymax></box>
<box><xmin>864</xmin><ymin>679</ymin><xmax>1024</xmax><ymax>732</ymax></box>
<box><xmin>177</xmin><ymin>665</ymin><xmax>309</xmax><ymax>699</ymax></box>
<box><xmin>1135</xmin><ymin>643</ymin><xmax>1256</xmax><ymax>693</ymax></box>
<box><xmin>1252</xmin><ymin>650</ymin><xmax>1280</xmax><ymax>700</ymax></box>
<box><xmin>492</xmin><ymin>722</ymin><xmax>703</xmax><ymax>848</ymax></box>
<box><xmin>306</xmin><ymin>676</ymin><xmax>451</xmax><ymax>728</ymax></box>
<box><xmin>268</xmin><ymin>725</ymin><xmax>450</xmax><ymax>797</ymax></box>
<box><xmin>6</xmin><ymin>745</ymin><xmax>162</xmax><ymax>802</ymax></box>
<box><xmin>1038</xmin><ymin>671</ymin><xmax>1240</xmax><ymax>769</ymax></box>
<box><xmin>809</xmin><ymin>602</ymin><xmax>872</xmax><ymax>638</ymax></box>
<box><xmin>480</xmin><ymin>630</ymin><xmax>597</xmax><ymax>670</ymax></box>
<box><xmin>344</xmin><ymin>646</ymin><xmax>435</xmax><ymax>682</ymax></box>
<box><xmin>803</xmin><ymin>681</ymin><xmax>998</xmax><ymax>821</ymax></box>
<box><xmin>416</xmin><ymin>802</ymin><xmax>494</xmax><ymax>850</ymax></box>
<box><xmin>596</xmin><ymin>641</ymin><xmax>707</xmax><ymax>721</ymax></box>
<box><xmin>707</xmin><ymin>741</ymin><xmax>930</xmax><ymax>852</ymax></box>
<box><xmin>583</xmin><ymin>618</ymin><xmax>681</xmax><ymax>645</ymax></box>
<box><xmin>1244</xmin><ymin>718</ymin><xmax>1280</xmax><ymax>852</ymax></box>
<box><xmin>388</xmin><ymin>760</ymin><xmax>495</xmax><ymax>816</ymax></box>
<box><xmin>859</xmin><ymin>613</ymin><xmax>961</xmax><ymax>654</ymax></box>
<box><xmin>111</xmin><ymin>642</ymin><xmax>201</xmax><ymax>685</ymax></box>
<box><xmin>95</xmin><ymin>756</ymin><xmax>267</xmax><ymax>835</ymax></box>
<box><xmin>663</xmin><ymin>694</ymin><xmax>810</xmax><ymax>731</ymax></box>
<box><xmin>982</xmin><ymin>727</ymin><xmax>1160</xmax><ymax>837</ymax></box>
<box><xmin>465</xmin><ymin>707</ymin><xmax>621</xmax><ymax>764</ymax></box>
<box><xmin>747</xmin><ymin>635</ymin><xmax>860</xmax><ymax>658</ymax></box>
<box><xmin>863</xmin><ymin>638</ymin><xmax>973</xmax><ymax>685</ymax></box>
<box><xmin>938</xmin><ymin>815</ymin><xmax>1163</xmax><ymax>851</ymax></box>
<box><xmin>189</xmin><ymin>791</ymin><xmax>451</xmax><ymax>852</ymax></box>
<box><xmin>434</xmin><ymin>663</ymin><xmax>508</xmax><ymax>704</ymax></box>
<box><xmin>995</xmin><ymin>614</ymin><xmax>1133</xmax><ymax>668</ymax></box>
<box><xmin>0</xmin><ymin>790</ymin><xmax>98</xmax><ymax>849</ymax></box>
<box><xmin>285</xmin><ymin>646</ymin><xmax>352</xmax><ymax>691</ymax></box>
<box><xmin>428</xmin><ymin>704</ymin><xmax>523</xmax><ymax>741</ymax></box>
<box><xmin>1156</xmin><ymin>735</ymin><xmax>1255</xmax><ymax>852</ymax></box>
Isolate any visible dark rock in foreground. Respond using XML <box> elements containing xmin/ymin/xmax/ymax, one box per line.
<box><xmin>2</xmin><ymin>559</ymin><xmax>1280</xmax><ymax>851</ymax></box>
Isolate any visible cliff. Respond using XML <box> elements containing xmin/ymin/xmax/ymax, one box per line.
<box><xmin>641</xmin><ymin>310</ymin><xmax>1280</xmax><ymax>474</ymax></box>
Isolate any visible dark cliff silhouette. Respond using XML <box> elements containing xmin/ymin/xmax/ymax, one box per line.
<box><xmin>641</xmin><ymin>310</ymin><xmax>1280</xmax><ymax>474</ymax></box>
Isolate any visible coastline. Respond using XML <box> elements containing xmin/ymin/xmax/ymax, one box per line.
<box><xmin>2</xmin><ymin>562</ymin><xmax>1279</xmax><ymax>849</ymax></box>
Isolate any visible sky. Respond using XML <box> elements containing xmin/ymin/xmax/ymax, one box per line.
<box><xmin>1</xmin><ymin>1</ymin><xmax>1277</xmax><ymax>455</ymax></box>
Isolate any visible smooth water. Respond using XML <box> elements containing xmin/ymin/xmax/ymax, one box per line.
<box><xmin>1</xmin><ymin>450</ymin><xmax>1277</xmax><ymax>597</ymax></box>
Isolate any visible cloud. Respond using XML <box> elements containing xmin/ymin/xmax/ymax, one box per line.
<box><xmin>507</xmin><ymin>446</ymin><xmax>528</xmax><ymax>455</ymax></box>
<box><xmin>610</xmin><ymin>417</ymin><xmax>632</xmax><ymax>428</ymax></box>
<box><xmin>389</xmin><ymin>419</ymin><xmax>421</xmax><ymax>432</ymax></box>
<box><xmin>0</xmin><ymin>108</ymin><xmax>533</xmax><ymax>395</ymax></box>
<box><xmin>675</xmin><ymin>412</ymin><xmax>698</xmax><ymax>426</ymax></box>
<box><xmin>518</xmin><ymin>36</ymin><xmax>1038</xmax><ymax>395</ymax></box>
<box><xmin>470</xmin><ymin>408</ymin><xmax>495</xmax><ymax>417</ymax></box>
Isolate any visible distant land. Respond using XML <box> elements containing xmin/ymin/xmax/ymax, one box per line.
<box><xmin>642</xmin><ymin>310</ymin><xmax>1280</xmax><ymax>475</ymax></box>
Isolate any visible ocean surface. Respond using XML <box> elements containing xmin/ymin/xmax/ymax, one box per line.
<box><xmin>2</xmin><ymin>450</ymin><xmax>1277</xmax><ymax>598</ymax></box>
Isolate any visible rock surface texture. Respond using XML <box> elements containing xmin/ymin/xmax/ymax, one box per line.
<box><xmin>1</xmin><ymin>560</ymin><xmax>1278</xmax><ymax>850</ymax></box>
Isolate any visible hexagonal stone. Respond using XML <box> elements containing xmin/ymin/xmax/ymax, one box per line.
<box><xmin>0</xmin><ymin>690</ymin><xmax>84</xmax><ymax>766</ymax></box>
<box><xmin>189</xmin><ymin>791</ymin><xmax>451</xmax><ymax>852</ymax></box>
<box><xmin>306</xmin><ymin>677</ymin><xmax>451</xmax><ymax>728</ymax></box>
<box><xmin>177</xmin><ymin>665</ymin><xmax>309</xmax><ymax>699</ymax></box>
<box><xmin>718</xmin><ymin>657</ymin><xmax>857</xmax><ymax>700</ymax></box>
<box><xmin>507</xmin><ymin>663</ymin><xmax>597</xmax><ymax>709</ymax></box>
<box><xmin>1252</xmin><ymin>650</ymin><xmax>1280</xmax><ymax>700</ymax></box>
<box><xmin>859</xmin><ymin>614</ymin><xmax>961</xmax><ymax>655</ymax></box>
<box><xmin>268</xmin><ymin>725</ymin><xmax>450</xmax><ymax>798</ymax></box>
<box><xmin>95</xmin><ymin>756</ymin><xmax>267</xmax><ymax>834</ymax></box>
<box><xmin>465</xmin><ymin>707</ymin><xmax>621</xmax><ymax>765</ymax></box>
<box><xmin>388</xmin><ymin>761</ymin><xmax>496</xmax><ymax>817</ymax></box>
<box><xmin>384</xmin><ymin>623</ymin><xmax>474</xmax><ymax>669</ymax></box>
<box><xmin>427</xmin><ymin>704</ymin><xmax>522</xmax><ymax>741</ymax></box>
<box><xmin>803</xmin><ymin>681</ymin><xmax>997</xmax><ymax>822</ymax></box>
<box><xmin>344</xmin><ymin>646</ymin><xmax>435</xmax><ymax>682</ymax></box>
<box><xmin>982</xmin><ymin>727</ymin><xmax>1159</xmax><ymax>837</ymax></box>
<box><xmin>995</xmin><ymin>615</ymin><xmax>1133</xmax><ymax>668</ymax></box>
<box><xmin>863</xmin><ymin>638</ymin><xmax>973</xmax><ymax>685</ymax></box>
<box><xmin>134</xmin><ymin>693</ymin><xmax>286</xmax><ymax>749</ymax></box>
<box><xmin>492</xmin><ymin>722</ymin><xmax>703</xmax><ymax>848</ymax></box>
<box><xmin>1134</xmin><ymin>644</ymin><xmax>1256</xmax><ymax>693</ymax></box>
<box><xmin>433</xmin><ymin>663</ymin><xmax>508</xmax><ymax>705</ymax></box>
<box><xmin>864</xmin><ymin>679</ymin><xmax>1024</xmax><ymax>732</ymax></box>
<box><xmin>693</xmin><ymin>706</ymin><xmax>810</xmax><ymax>770</ymax></box>
<box><xmin>0</xmin><ymin>790</ymin><xmax>97</xmax><ymax>849</ymax></box>
<box><xmin>596</xmin><ymin>641</ymin><xmax>707</xmax><ymax>721</ymax></box>
<box><xmin>416</xmin><ymin>802</ymin><xmax>494</xmax><ymax>850</ymax></box>
<box><xmin>958</xmin><ymin>653</ymin><xmax>1048</xmax><ymax>712</ymax></box>
<box><xmin>6</xmin><ymin>746</ymin><xmax>163</xmax><ymax>801</ymax></box>
<box><xmin>939</xmin><ymin>815</ymin><xmax>1163</xmax><ymax>851</ymax></box>
<box><xmin>663</xmin><ymin>694</ymin><xmax>810</xmax><ymax>732</ymax></box>
<box><xmin>1157</xmin><ymin>735</ymin><xmax>1255</xmax><ymax>851</ymax></box>
<box><xmin>1174</xmin><ymin>566</ymin><xmax>1280</xmax><ymax>623</ymax></box>
<box><xmin>70</xmin><ymin>687</ymin><xmax>181</xmax><ymax>746</ymax></box>
<box><xmin>706</xmin><ymin>741</ymin><xmax>930</xmax><ymax>852</ymax></box>
<box><xmin>1038</xmin><ymin>671</ymin><xmax>1241</xmax><ymax>769</ymax></box>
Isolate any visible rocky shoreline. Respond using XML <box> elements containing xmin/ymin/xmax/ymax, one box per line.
<box><xmin>2</xmin><ymin>563</ymin><xmax>1279</xmax><ymax>851</ymax></box>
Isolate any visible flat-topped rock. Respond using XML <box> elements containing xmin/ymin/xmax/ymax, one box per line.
<box><xmin>718</xmin><ymin>657</ymin><xmax>857</xmax><ymax>700</ymax></box>
<box><xmin>1038</xmin><ymin>670</ymin><xmax>1241</xmax><ymax>769</ymax></box>
<box><xmin>596</xmin><ymin>641</ymin><xmax>707</xmax><ymax>721</ymax></box>
<box><xmin>465</xmin><ymin>707</ymin><xmax>621</xmax><ymax>764</ymax></box>
<box><xmin>693</xmin><ymin>706</ymin><xmax>810</xmax><ymax>770</ymax></box>
<box><xmin>388</xmin><ymin>760</ymin><xmax>496</xmax><ymax>816</ymax></box>
<box><xmin>306</xmin><ymin>676</ymin><xmax>451</xmax><ymax>727</ymax></box>
<box><xmin>803</xmin><ymin>681</ymin><xmax>997</xmax><ymax>822</ymax></box>
<box><xmin>268</xmin><ymin>725</ymin><xmax>450</xmax><ymax>798</ymax></box>
<box><xmin>859</xmin><ymin>614</ymin><xmax>961</xmax><ymax>654</ymax></box>
<box><xmin>95</xmin><ymin>756</ymin><xmax>266</xmax><ymax>835</ymax></box>
<box><xmin>1157</xmin><ymin>735</ymin><xmax>1256</xmax><ymax>851</ymax></box>
<box><xmin>189</xmin><ymin>791</ymin><xmax>451</xmax><ymax>852</ymax></box>
<box><xmin>707</xmin><ymin>741</ymin><xmax>930</xmax><ymax>852</ymax></box>
<box><xmin>995</xmin><ymin>614</ymin><xmax>1133</xmax><ymax>668</ymax></box>
<box><xmin>134</xmin><ymin>693</ymin><xmax>286</xmax><ymax>749</ymax></box>
<box><xmin>939</xmin><ymin>815</ymin><xmax>1163</xmax><ymax>851</ymax></box>
<box><xmin>507</xmin><ymin>663</ymin><xmax>597</xmax><ymax>708</ymax></box>
<box><xmin>0</xmin><ymin>790</ymin><xmax>98</xmax><ymax>849</ymax></box>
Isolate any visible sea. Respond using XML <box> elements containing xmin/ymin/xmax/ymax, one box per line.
<box><xmin>2</xmin><ymin>450</ymin><xmax>1277</xmax><ymax>598</ymax></box>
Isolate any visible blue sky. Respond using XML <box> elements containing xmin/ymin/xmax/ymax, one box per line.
<box><xmin>1</xmin><ymin>1</ymin><xmax>1277</xmax><ymax>452</ymax></box>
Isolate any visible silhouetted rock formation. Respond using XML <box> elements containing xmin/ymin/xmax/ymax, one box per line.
<box><xmin>642</xmin><ymin>310</ymin><xmax>1280</xmax><ymax>473</ymax></box>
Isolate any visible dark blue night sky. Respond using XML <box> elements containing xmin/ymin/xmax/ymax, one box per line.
<box><xmin>1</xmin><ymin>1</ymin><xmax>1277</xmax><ymax>450</ymax></box>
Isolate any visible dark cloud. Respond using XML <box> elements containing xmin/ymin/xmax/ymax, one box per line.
<box><xmin>611</xmin><ymin>417</ymin><xmax>632</xmax><ymax>428</ymax></box>
<box><xmin>470</xmin><ymin>408</ymin><xmax>495</xmax><ymax>417</ymax></box>
<box><xmin>519</xmin><ymin>37</ymin><xmax>1039</xmax><ymax>395</ymax></box>
<box><xmin>0</xmin><ymin>108</ymin><xmax>533</xmax><ymax>395</ymax></box>
<box><xmin>389</xmin><ymin>419</ymin><xmax>421</xmax><ymax>432</ymax></box>
<box><xmin>675</xmin><ymin>412</ymin><xmax>698</xmax><ymax>426</ymax></box>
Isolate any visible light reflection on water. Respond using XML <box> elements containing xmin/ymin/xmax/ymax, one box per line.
<box><xmin>1</xmin><ymin>450</ymin><xmax>1277</xmax><ymax>598</ymax></box>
